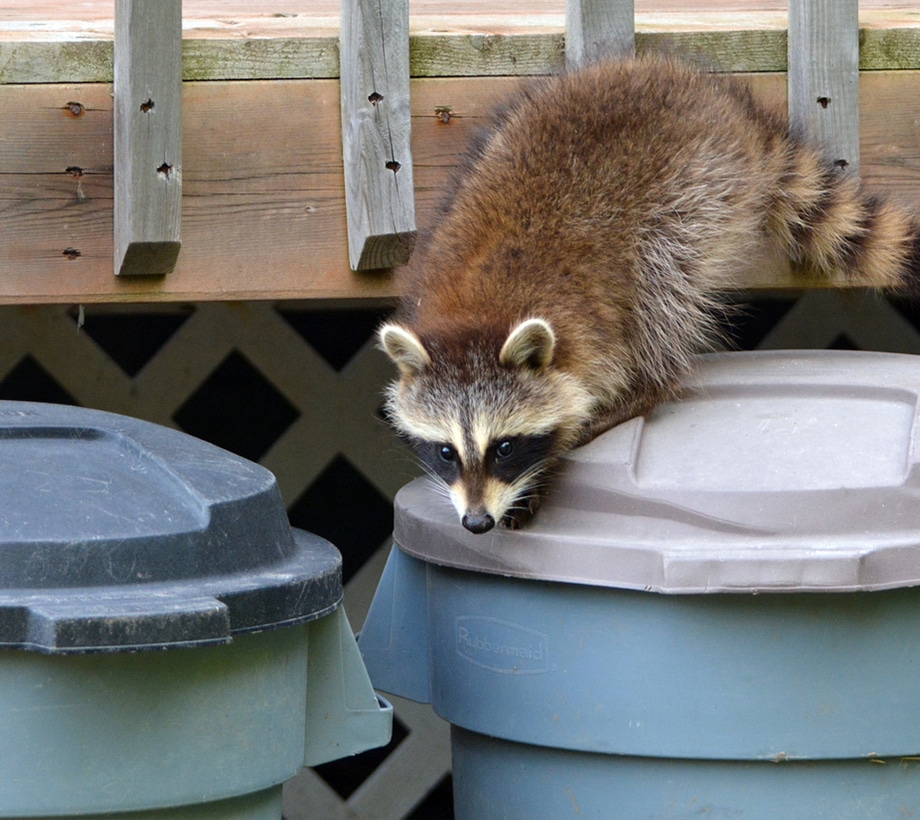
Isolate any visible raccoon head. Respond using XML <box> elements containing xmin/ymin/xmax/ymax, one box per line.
<box><xmin>379</xmin><ymin>318</ymin><xmax>593</xmax><ymax>533</ymax></box>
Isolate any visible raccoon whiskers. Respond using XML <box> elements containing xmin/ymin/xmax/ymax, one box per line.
<box><xmin>414</xmin><ymin>461</ymin><xmax>457</xmax><ymax>512</ymax></box>
<box><xmin>426</xmin><ymin>475</ymin><xmax>455</xmax><ymax>507</ymax></box>
<box><xmin>413</xmin><ymin>454</ymin><xmax>453</xmax><ymax>497</ymax></box>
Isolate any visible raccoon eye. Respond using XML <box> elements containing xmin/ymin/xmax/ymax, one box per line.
<box><xmin>495</xmin><ymin>440</ymin><xmax>514</xmax><ymax>460</ymax></box>
<box><xmin>438</xmin><ymin>444</ymin><xmax>457</xmax><ymax>463</ymax></box>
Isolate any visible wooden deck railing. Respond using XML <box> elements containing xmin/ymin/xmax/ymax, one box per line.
<box><xmin>1</xmin><ymin>1</ymin><xmax>919</xmax><ymax>304</ymax></box>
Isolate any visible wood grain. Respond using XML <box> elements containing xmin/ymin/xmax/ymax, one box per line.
<box><xmin>113</xmin><ymin>0</ymin><xmax>183</xmax><ymax>276</ymax></box>
<box><xmin>340</xmin><ymin>0</ymin><xmax>416</xmax><ymax>271</ymax></box>
<box><xmin>566</xmin><ymin>0</ymin><xmax>635</xmax><ymax>67</ymax></box>
<box><xmin>2</xmin><ymin>73</ymin><xmax>920</xmax><ymax>303</ymax></box>
<box><xmin>788</xmin><ymin>0</ymin><xmax>860</xmax><ymax>174</ymax></box>
<box><xmin>2</xmin><ymin>3</ymin><xmax>920</xmax><ymax>82</ymax></box>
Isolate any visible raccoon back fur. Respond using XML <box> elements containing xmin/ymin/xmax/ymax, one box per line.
<box><xmin>379</xmin><ymin>56</ymin><xmax>920</xmax><ymax>534</ymax></box>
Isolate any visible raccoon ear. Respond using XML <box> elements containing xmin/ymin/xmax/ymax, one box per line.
<box><xmin>500</xmin><ymin>318</ymin><xmax>556</xmax><ymax>370</ymax></box>
<box><xmin>378</xmin><ymin>323</ymin><xmax>431</xmax><ymax>377</ymax></box>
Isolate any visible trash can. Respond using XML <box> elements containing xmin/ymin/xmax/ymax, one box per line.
<box><xmin>0</xmin><ymin>401</ymin><xmax>391</xmax><ymax>818</ymax></box>
<box><xmin>360</xmin><ymin>350</ymin><xmax>920</xmax><ymax>819</ymax></box>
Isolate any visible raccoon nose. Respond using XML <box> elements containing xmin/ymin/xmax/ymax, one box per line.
<box><xmin>462</xmin><ymin>510</ymin><xmax>495</xmax><ymax>534</ymax></box>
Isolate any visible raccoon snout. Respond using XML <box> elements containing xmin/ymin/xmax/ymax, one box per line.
<box><xmin>462</xmin><ymin>509</ymin><xmax>495</xmax><ymax>534</ymax></box>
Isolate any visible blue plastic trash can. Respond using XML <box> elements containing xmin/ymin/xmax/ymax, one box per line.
<box><xmin>360</xmin><ymin>350</ymin><xmax>920</xmax><ymax>819</ymax></box>
<box><xmin>0</xmin><ymin>401</ymin><xmax>391</xmax><ymax>818</ymax></box>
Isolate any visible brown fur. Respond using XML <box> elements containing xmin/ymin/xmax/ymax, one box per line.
<box><xmin>381</xmin><ymin>56</ymin><xmax>920</xmax><ymax>531</ymax></box>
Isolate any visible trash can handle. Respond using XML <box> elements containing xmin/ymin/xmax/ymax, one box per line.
<box><xmin>13</xmin><ymin>595</ymin><xmax>232</xmax><ymax>653</ymax></box>
<box><xmin>356</xmin><ymin>545</ymin><xmax>432</xmax><ymax>704</ymax></box>
<box><xmin>302</xmin><ymin>605</ymin><xmax>393</xmax><ymax>767</ymax></box>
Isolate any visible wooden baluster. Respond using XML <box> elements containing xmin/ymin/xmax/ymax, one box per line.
<box><xmin>566</xmin><ymin>0</ymin><xmax>635</xmax><ymax>68</ymax></box>
<box><xmin>340</xmin><ymin>0</ymin><xmax>416</xmax><ymax>271</ymax></box>
<box><xmin>114</xmin><ymin>0</ymin><xmax>182</xmax><ymax>276</ymax></box>
<box><xmin>788</xmin><ymin>0</ymin><xmax>860</xmax><ymax>176</ymax></box>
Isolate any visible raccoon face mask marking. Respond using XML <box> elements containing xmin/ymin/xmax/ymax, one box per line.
<box><xmin>408</xmin><ymin>431</ymin><xmax>558</xmax><ymax>532</ymax></box>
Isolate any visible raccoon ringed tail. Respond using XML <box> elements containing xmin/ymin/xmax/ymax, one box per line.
<box><xmin>768</xmin><ymin>141</ymin><xmax>920</xmax><ymax>294</ymax></box>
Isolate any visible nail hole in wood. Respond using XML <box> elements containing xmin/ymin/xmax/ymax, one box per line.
<box><xmin>385</xmin><ymin>160</ymin><xmax>401</xmax><ymax>173</ymax></box>
<box><xmin>368</xmin><ymin>91</ymin><xmax>384</xmax><ymax>105</ymax></box>
<box><xmin>140</xmin><ymin>99</ymin><xmax>154</xmax><ymax>113</ymax></box>
<box><xmin>65</xmin><ymin>166</ymin><xmax>84</xmax><ymax>179</ymax></box>
<box><xmin>817</xmin><ymin>97</ymin><xmax>831</xmax><ymax>108</ymax></box>
<box><xmin>62</xmin><ymin>247</ymin><xmax>82</xmax><ymax>260</ymax></box>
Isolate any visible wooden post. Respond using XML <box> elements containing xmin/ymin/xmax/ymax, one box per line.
<box><xmin>565</xmin><ymin>0</ymin><xmax>635</xmax><ymax>68</ymax></box>
<box><xmin>114</xmin><ymin>0</ymin><xmax>182</xmax><ymax>276</ymax></box>
<box><xmin>788</xmin><ymin>0</ymin><xmax>860</xmax><ymax>176</ymax></box>
<box><xmin>340</xmin><ymin>0</ymin><xmax>416</xmax><ymax>271</ymax></box>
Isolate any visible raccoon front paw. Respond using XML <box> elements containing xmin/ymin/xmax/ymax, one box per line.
<box><xmin>501</xmin><ymin>495</ymin><xmax>542</xmax><ymax>530</ymax></box>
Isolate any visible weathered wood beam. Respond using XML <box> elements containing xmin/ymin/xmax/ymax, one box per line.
<box><xmin>113</xmin><ymin>0</ymin><xmax>182</xmax><ymax>276</ymax></box>
<box><xmin>788</xmin><ymin>0</ymin><xmax>860</xmax><ymax>175</ymax></box>
<box><xmin>339</xmin><ymin>0</ymin><xmax>416</xmax><ymax>271</ymax></box>
<box><xmin>7</xmin><ymin>19</ymin><xmax>920</xmax><ymax>84</ymax></box>
<box><xmin>3</xmin><ymin>73</ymin><xmax>920</xmax><ymax>304</ymax></box>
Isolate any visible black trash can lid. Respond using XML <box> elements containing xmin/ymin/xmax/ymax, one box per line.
<box><xmin>394</xmin><ymin>351</ymin><xmax>920</xmax><ymax>594</ymax></box>
<box><xmin>0</xmin><ymin>401</ymin><xmax>341</xmax><ymax>653</ymax></box>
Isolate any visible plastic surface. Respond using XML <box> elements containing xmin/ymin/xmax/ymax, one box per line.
<box><xmin>358</xmin><ymin>543</ymin><xmax>431</xmax><ymax>704</ymax></box>
<box><xmin>362</xmin><ymin>547</ymin><xmax>920</xmax><ymax>817</ymax></box>
<box><xmin>394</xmin><ymin>350</ymin><xmax>920</xmax><ymax>593</ymax></box>
<box><xmin>363</xmin><ymin>548</ymin><xmax>920</xmax><ymax>759</ymax></box>
<box><xmin>71</xmin><ymin>788</ymin><xmax>283</xmax><ymax>820</ymax></box>
<box><xmin>0</xmin><ymin>605</ymin><xmax>392</xmax><ymax>817</ymax></box>
<box><xmin>303</xmin><ymin>606</ymin><xmax>394</xmax><ymax>767</ymax></box>
<box><xmin>451</xmin><ymin>727</ymin><xmax>920</xmax><ymax>820</ymax></box>
<box><xmin>0</xmin><ymin>401</ymin><xmax>342</xmax><ymax>652</ymax></box>
<box><xmin>0</xmin><ymin>625</ymin><xmax>307</xmax><ymax>816</ymax></box>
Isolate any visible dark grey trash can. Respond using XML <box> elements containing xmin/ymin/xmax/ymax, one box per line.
<box><xmin>360</xmin><ymin>350</ymin><xmax>920</xmax><ymax>819</ymax></box>
<box><xmin>0</xmin><ymin>401</ymin><xmax>391</xmax><ymax>818</ymax></box>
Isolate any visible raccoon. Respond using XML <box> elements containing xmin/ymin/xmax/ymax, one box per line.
<box><xmin>379</xmin><ymin>56</ymin><xmax>920</xmax><ymax>534</ymax></box>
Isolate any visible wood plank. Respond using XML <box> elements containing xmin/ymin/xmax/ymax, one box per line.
<box><xmin>565</xmin><ymin>0</ymin><xmax>635</xmax><ymax>67</ymax></box>
<box><xmin>3</xmin><ymin>1</ymin><xmax>915</xmax><ymax>26</ymax></box>
<box><xmin>788</xmin><ymin>0</ymin><xmax>860</xmax><ymax>174</ymax></box>
<box><xmin>410</xmin><ymin>31</ymin><xmax>566</xmax><ymax>76</ymax></box>
<box><xmin>2</xmin><ymin>7</ymin><xmax>920</xmax><ymax>83</ymax></box>
<box><xmin>340</xmin><ymin>0</ymin><xmax>416</xmax><ymax>271</ymax></box>
<box><xmin>2</xmin><ymin>73</ymin><xmax>920</xmax><ymax>303</ymax></box>
<box><xmin>0</xmin><ymin>81</ymin><xmax>366</xmax><ymax>303</ymax></box>
<box><xmin>113</xmin><ymin>0</ymin><xmax>182</xmax><ymax>276</ymax></box>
